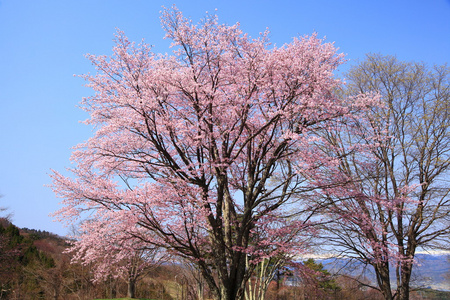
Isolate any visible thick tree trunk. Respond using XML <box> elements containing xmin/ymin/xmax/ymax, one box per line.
<box><xmin>379</xmin><ymin>279</ymin><xmax>393</xmax><ymax>300</ymax></box>
<box><xmin>375</xmin><ymin>263</ymin><xmax>393</xmax><ymax>300</ymax></box>
<box><xmin>205</xmin><ymin>265</ymin><xmax>246</xmax><ymax>300</ymax></box>
<box><xmin>127</xmin><ymin>279</ymin><xmax>136</xmax><ymax>299</ymax></box>
<box><xmin>397</xmin><ymin>261</ymin><xmax>413</xmax><ymax>300</ymax></box>
<box><xmin>204</xmin><ymin>174</ymin><xmax>249</xmax><ymax>300</ymax></box>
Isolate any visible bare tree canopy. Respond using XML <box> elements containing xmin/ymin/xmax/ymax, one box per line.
<box><xmin>318</xmin><ymin>54</ymin><xmax>450</xmax><ymax>300</ymax></box>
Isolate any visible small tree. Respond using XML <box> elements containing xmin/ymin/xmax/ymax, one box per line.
<box><xmin>303</xmin><ymin>259</ymin><xmax>340</xmax><ymax>294</ymax></box>
<box><xmin>51</xmin><ymin>7</ymin><xmax>377</xmax><ymax>300</ymax></box>
<box><xmin>245</xmin><ymin>255</ymin><xmax>288</xmax><ymax>300</ymax></box>
<box><xmin>66</xmin><ymin>212</ymin><xmax>165</xmax><ymax>299</ymax></box>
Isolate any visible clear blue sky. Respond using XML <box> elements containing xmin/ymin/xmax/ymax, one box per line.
<box><xmin>1</xmin><ymin>0</ymin><xmax>449</xmax><ymax>236</ymax></box>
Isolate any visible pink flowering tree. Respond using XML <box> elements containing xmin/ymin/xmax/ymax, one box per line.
<box><xmin>50</xmin><ymin>7</ymin><xmax>376</xmax><ymax>300</ymax></box>
<box><xmin>65</xmin><ymin>209</ymin><xmax>165</xmax><ymax>298</ymax></box>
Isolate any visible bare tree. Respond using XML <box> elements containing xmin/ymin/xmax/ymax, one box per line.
<box><xmin>0</xmin><ymin>195</ymin><xmax>13</xmax><ymax>224</ymax></box>
<box><xmin>318</xmin><ymin>54</ymin><xmax>450</xmax><ymax>300</ymax></box>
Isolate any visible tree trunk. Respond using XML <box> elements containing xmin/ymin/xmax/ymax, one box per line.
<box><xmin>52</xmin><ymin>289</ymin><xmax>59</xmax><ymax>300</ymax></box>
<box><xmin>127</xmin><ymin>278</ymin><xmax>136</xmax><ymax>299</ymax></box>
<box><xmin>397</xmin><ymin>261</ymin><xmax>413</xmax><ymax>300</ymax></box>
<box><xmin>197</xmin><ymin>281</ymin><xmax>204</xmax><ymax>300</ymax></box>
<box><xmin>374</xmin><ymin>263</ymin><xmax>393</xmax><ymax>300</ymax></box>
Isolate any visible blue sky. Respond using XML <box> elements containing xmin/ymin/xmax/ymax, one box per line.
<box><xmin>0</xmin><ymin>0</ymin><xmax>449</xmax><ymax>236</ymax></box>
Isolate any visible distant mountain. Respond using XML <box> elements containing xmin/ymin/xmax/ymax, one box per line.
<box><xmin>319</xmin><ymin>254</ymin><xmax>450</xmax><ymax>292</ymax></box>
<box><xmin>413</xmin><ymin>254</ymin><xmax>449</xmax><ymax>291</ymax></box>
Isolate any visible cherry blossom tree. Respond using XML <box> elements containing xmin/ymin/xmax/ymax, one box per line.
<box><xmin>65</xmin><ymin>210</ymin><xmax>165</xmax><ymax>299</ymax></box>
<box><xmin>50</xmin><ymin>7</ymin><xmax>376</xmax><ymax>300</ymax></box>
